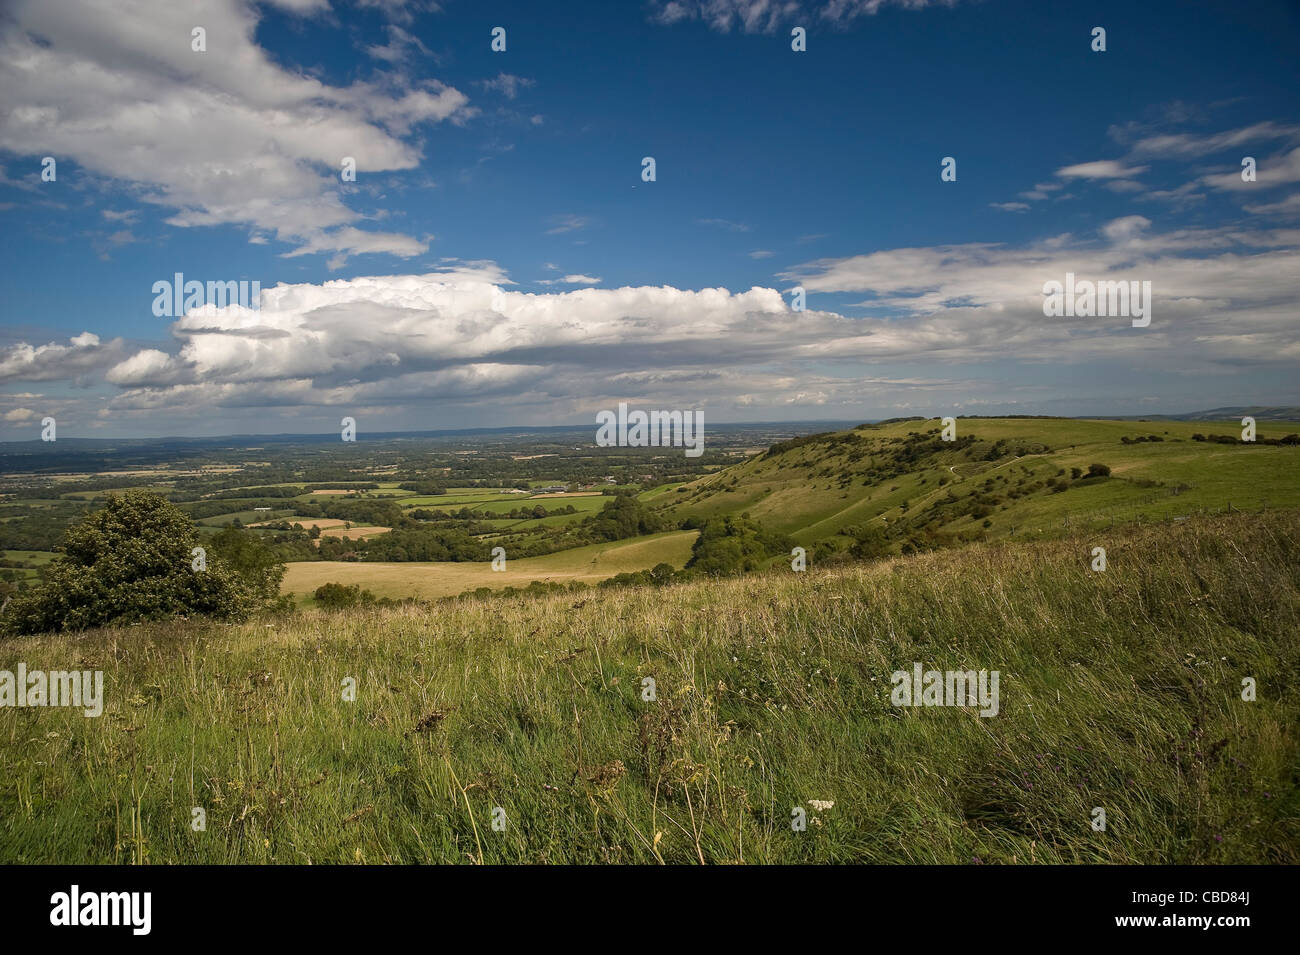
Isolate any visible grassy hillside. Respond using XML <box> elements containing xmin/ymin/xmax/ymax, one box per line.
<box><xmin>662</xmin><ymin>416</ymin><xmax>1300</xmax><ymax>554</ymax></box>
<box><xmin>2</xmin><ymin>510</ymin><xmax>1295</xmax><ymax>864</ymax></box>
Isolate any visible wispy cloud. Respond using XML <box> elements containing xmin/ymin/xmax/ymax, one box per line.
<box><xmin>545</xmin><ymin>214</ymin><xmax>593</xmax><ymax>234</ymax></box>
<box><xmin>697</xmin><ymin>218</ymin><xmax>751</xmax><ymax>232</ymax></box>
<box><xmin>538</xmin><ymin>274</ymin><xmax>602</xmax><ymax>286</ymax></box>
<box><xmin>649</xmin><ymin>0</ymin><xmax>963</xmax><ymax>33</ymax></box>
<box><xmin>1055</xmin><ymin>160</ymin><xmax>1149</xmax><ymax>180</ymax></box>
<box><xmin>479</xmin><ymin>73</ymin><xmax>536</xmax><ymax>100</ymax></box>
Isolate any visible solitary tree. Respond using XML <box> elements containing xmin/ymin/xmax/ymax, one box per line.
<box><xmin>2</xmin><ymin>490</ymin><xmax>282</xmax><ymax>636</ymax></box>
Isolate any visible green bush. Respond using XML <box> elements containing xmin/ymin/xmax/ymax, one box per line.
<box><xmin>313</xmin><ymin>582</ymin><xmax>375</xmax><ymax>609</ymax></box>
<box><xmin>686</xmin><ymin>515</ymin><xmax>791</xmax><ymax>576</ymax></box>
<box><xmin>2</xmin><ymin>491</ymin><xmax>279</xmax><ymax>636</ymax></box>
<box><xmin>849</xmin><ymin>525</ymin><xmax>891</xmax><ymax>560</ymax></box>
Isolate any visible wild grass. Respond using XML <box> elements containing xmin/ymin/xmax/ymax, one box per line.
<box><xmin>1</xmin><ymin>510</ymin><xmax>1296</xmax><ymax>864</ymax></box>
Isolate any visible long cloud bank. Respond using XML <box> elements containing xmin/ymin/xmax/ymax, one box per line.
<box><xmin>2</xmin><ymin>215</ymin><xmax>1297</xmax><ymax>430</ymax></box>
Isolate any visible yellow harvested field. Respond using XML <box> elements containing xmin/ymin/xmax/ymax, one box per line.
<box><xmin>283</xmin><ymin>530</ymin><xmax>697</xmax><ymax>600</ymax></box>
<box><xmin>316</xmin><ymin>525</ymin><xmax>390</xmax><ymax>540</ymax></box>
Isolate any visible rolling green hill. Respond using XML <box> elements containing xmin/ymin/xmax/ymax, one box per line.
<box><xmin>659</xmin><ymin>416</ymin><xmax>1300</xmax><ymax>560</ymax></box>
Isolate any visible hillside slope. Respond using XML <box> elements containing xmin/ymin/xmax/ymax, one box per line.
<box><xmin>2</xmin><ymin>510</ymin><xmax>1295</xmax><ymax>864</ymax></box>
<box><xmin>661</xmin><ymin>416</ymin><xmax>1300</xmax><ymax>558</ymax></box>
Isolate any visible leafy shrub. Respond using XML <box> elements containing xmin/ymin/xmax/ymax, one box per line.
<box><xmin>849</xmin><ymin>525</ymin><xmax>890</xmax><ymax>560</ymax></box>
<box><xmin>313</xmin><ymin>582</ymin><xmax>375</xmax><ymax>609</ymax></box>
<box><xmin>2</xmin><ymin>491</ymin><xmax>279</xmax><ymax>636</ymax></box>
<box><xmin>686</xmin><ymin>516</ymin><xmax>791</xmax><ymax>576</ymax></box>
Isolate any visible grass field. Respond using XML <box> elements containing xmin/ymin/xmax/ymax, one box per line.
<box><xmin>197</xmin><ymin>508</ymin><xmax>298</xmax><ymax>527</ymax></box>
<box><xmin>1</xmin><ymin>550</ymin><xmax>56</xmax><ymax>566</ymax></box>
<box><xmin>0</xmin><ymin>550</ymin><xmax>57</xmax><ymax>580</ymax></box>
<box><xmin>2</xmin><ymin>510</ymin><xmax>1294</xmax><ymax>864</ymax></box>
<box><xmin>459</xmin><ymin>495</ymin><xmax>608</xmax><ymax>516</ymax></box>
<box><xmin>283</xmin><ymin>530</ymin><xmax>699</xmax><ymax>600</ymax></box>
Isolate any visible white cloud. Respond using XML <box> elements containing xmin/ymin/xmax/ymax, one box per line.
<box><xmin>48</xmin><ymin>216</ymin><xmax>1292</xmax><ymax>423</ymax></box>
<box><xmin>262</xmin><ymin>0</ymin><xmax>331</xmax><ymax>13</ymax></box>
<box><xmin>1018</xmin><ymin>182</ymin><xmax>1063</xmax><ymax>201</ymax></box>
<box><xmin>479</xmin><ymin>73</ymin><xmax>535</xmax><ymax>100</ymax></box>
<box><xmin>1244</xmin><ymin>192</ymin><xmax>1300</xmax><ymax>217</ymax></box>
<box><xmin>545</xmin><ymin>214</ymin><xmax>592</xmax><ymax>234</ymax></box>
<box><xmin>282</xmin><ymin>227</ymin><xmax>429</xmax><ymax>267</ymax></box>
<box><xmin>364</xmin><ymin>25</ymin><xmax>430</xmax><ymax>64</ymax></box>
<box><xmin>0</xmin><ymin>0</ymin><xmax>471</xmax><ymax>264</ymax></box>
<box><xmin>1120</xmin><ymin>121</ymin><xmax>1300</xmax><ymax>160</ymax></box>
<box><xmin>1100</xmin><ymin>216</ymin><xmax>1151</xmax><ymax>243</ymax></box>
<box><xmin>777</xmin><ymin>219</ymin><xmax>1300</xmax><ymax>365</ymax></box>
<box><xmin>648</xmin><ymin>0</ymin><xmax>961</xmax><ymax>32</ymax></box>
<box><xmin>1203</xmin><ymin>146</ymin><xmax>1300</xmax><ymax>193</ymax></box>
<box><xmin>697</xmin><ymin>218</ymin><xmax>751</xmax><ymax>232</ymax></box>
<box><xmin>0</xmin><ymin>333</ymin><xmax>125</xmax><ymax>383</ymax></box>
<box><xmin>1055</xmin><ymin>160</ymin><xmax>1149</xmax><ymax>180</ymax></box>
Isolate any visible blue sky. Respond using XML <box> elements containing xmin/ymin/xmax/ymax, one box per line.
<box><xmin>2</xmin><ymin>0</ymin><xmax>1299</xmax><ymax>438</ymax></box>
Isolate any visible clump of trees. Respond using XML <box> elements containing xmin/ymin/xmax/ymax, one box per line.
<box><xmin>313</xmin><ymin>582</ymin><xmax>376</xmax><ymax>609</ymax></box>
<box><xmin>849</xmin><ymin>525</ymin><xmax>890</xmax><ymax>560</ymax></box>
<box><xmin>360</xmin><ymin>527</ymin><xmax>488</xmax><ymax>562</ymax></box>
<box><xmin>600</xmin><ymin>563</ymin><xmax>677</xmax><ymax>589</ymax></box>
<box><xmin>1192</xmin><ymin>432</ymin><xmax>1299</xmax><ymax>446</ymax></box>
<box><xmin>1</xmin><ymin>491</ymin><xmax>286</xmax><ymax>636</ymax></box>
<box><xmin>684</xmin><ymin>515</ymin><xmax>792</xmax><ymax>577</ymax></box>
<box><xmin>587</xmin><ymin>493</ymin><xmax>664</xmax><ymax>541</ymax></box>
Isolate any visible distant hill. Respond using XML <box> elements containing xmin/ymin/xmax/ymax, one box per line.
<box><xmin>1086</xmin><ymin>406</ymin><xmax>1300</xmax><ymax>422</ymax></box>
<box><xmin>656</xmin><ymin>416</ymin><xmax>1300</xmax><ymax>563</ymax></box>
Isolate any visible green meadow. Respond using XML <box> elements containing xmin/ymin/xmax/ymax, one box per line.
<box><xmin>2</xmin><ymin>510</ymin><xmax>1294</xmax><ymax>864</ymax></box>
